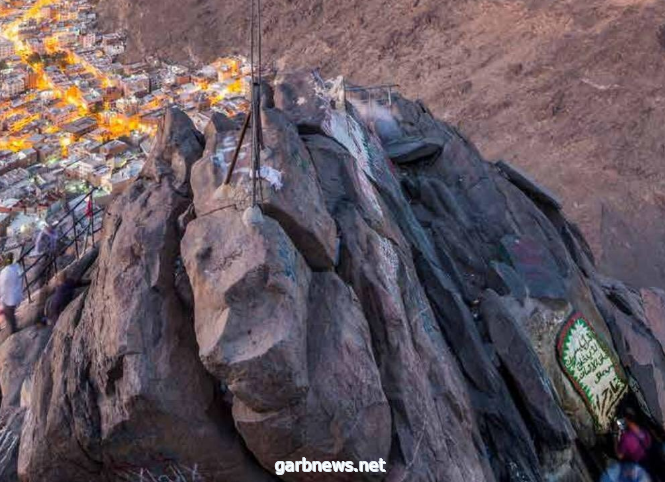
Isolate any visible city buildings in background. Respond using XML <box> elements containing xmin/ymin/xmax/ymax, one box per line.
<box><xmin>0</xmin><ymin>0</ymin><xmax>250</xmax><ymax>252</ymax></box>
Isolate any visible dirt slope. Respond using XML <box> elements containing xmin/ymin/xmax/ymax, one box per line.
<box><xmin>96</xmin><ymin>0</ymin><xmax>665</xmax><ymax>288</ymax></box>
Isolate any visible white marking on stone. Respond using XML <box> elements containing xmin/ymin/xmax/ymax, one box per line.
<box><xmin>322</xmin><ymin>109</ymin><xmax>383</xmax><ymax>218</ymax></box>
<box><xmin>560</xmin><ymin>317</ymin><xmax>627</xmax><ymax>430</ymax></box>
<box><xmin>0</xmin><ymin>426</ymin><xmax>18</xmax><ymax>468</ymax></box>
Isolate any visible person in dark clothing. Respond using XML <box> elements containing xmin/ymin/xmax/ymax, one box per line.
<box><xmin>616</xmin><ymin>412</ymin><xmax>652</xmax><ymax>464</ymax></box>
<box><xmin>44</xmin><ymin>273</ymin><xmax>90</xmax><ymax>325</ymax></box>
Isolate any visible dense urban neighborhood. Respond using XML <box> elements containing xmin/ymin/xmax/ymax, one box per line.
<box><xmin>0</xmin><ymin>0</ymin><xmax>249</xmax><ymax>253</ymax></box>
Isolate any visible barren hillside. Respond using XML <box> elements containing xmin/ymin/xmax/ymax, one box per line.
<box><xmin>97</xmin><ymin>0</ymin><xmax>665</xmax><ymax>288</ymax></box>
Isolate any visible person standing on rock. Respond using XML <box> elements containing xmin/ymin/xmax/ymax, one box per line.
<box><xmin>0</xmin><ymin>253</ymin><xmax>24</xmax><ymax>334</ymax></box>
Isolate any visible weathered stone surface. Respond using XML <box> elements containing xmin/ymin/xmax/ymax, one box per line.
<box><xmin>8</xmin><ymin>76</ymin><xmax>665</xmax><ymax>482</ymax></box>
<box><xmin>234</xmin><ymin>273</ymin><xmax>391</xmax><ymax>479</ymax></box>
<box><xmin>0</xmin><ymin>325</ymin><xmax>52</xmax><ymax>482</ymax></box>
<box><xmin>18</xmin><ymin>110</ymin><xmax>272</xmax><ymax>482</ymax></box>
<box><xmin>500</xmin><ymin>235</ymin><xmax>568</xmax><ymax>301</ymax></box>
<box><xmin>591</xmin><ymin>280</ymin><xmax>665</xmax><ymax>431</ymax></box>
<box><xmin>17</xmin><ymin>295</ymin><xmax>95</xmax><ymax>481</ymax></box>
<box><xmin>497</xmin><ymin>160</ymin><xmax>563</xmax><ymax>210</ymax></box>
<box><xmin>182</xmin><ymin>207</ymin><xmax>391</xmax><ymax>480</ymax></box>
<box><xmin>480</xmin><ymin>292</ymin><xmax>575</xmax><ymax>448</ymax></box>
<box><xmin>487</xmin><ymin>261</ymin><xmax>528</xmax><ymax>302</ymax></box>
<box><xmin>141</xmin><ymin>107</ymin><xmax>205</xmax><ymax>191</ymax></box>
<box><xmin>0</xmin><ymin>326</ymin><xmax>51</xmax><ymax>410</ymax></box>
<box><xmin>182</xmin><ymin>209</ymin><xmax>311</xmax><ymax>411</ymax></box>
<box><xmin>390</xmin><ymin>94</ymin><xmax>454</xmax><ymax>141</ymax></box>
<box><xmin>274</xmin><ymin>71</ymin><xmax>330</xmax><ymax>133</ymax></box>
<box><xmin>190</xmin><ymin>112</ymin><xmax>241</xmax><ymax>216</ymax></box>
<box><xmin>335</xmin><ymin>204</ymin><xmax>495</xmax><ymax>482</ymax></box>
<box><xmin>192</xmin><ymin>101</ymin><xmax>337</xmax><ymax>270</ymax></box>
<box><xmin>0</xmin><ymin>407</ymin><xmax>24</xmax><ymax>482</ymax></box>
<box><xmin>294</xmin><ymin>88</ymin><xmax>494</xmax><ymax>481</ymax></box>
<box><xmin>258</xmin><ymin>108</ymin><xmax>338</xmax><ymax>269</ymax></box>
<box><xmin>298</xmin><ymin>272</ymin><xmax>390</xmax><ymax>466</ymax></box>
<box><xmin>387</xmin><ymin>96</ymin><xmax>623</xmax><ymax>449</ymax></box>
<box><xmin>323</xmin><ymin>93</ymin><xmax>546</xmax><ymax>481</ymax></box>
<box><xmin>384</xmin><ymin>137</ymin><xmax>441</xmax><ymax>165</ymax></box>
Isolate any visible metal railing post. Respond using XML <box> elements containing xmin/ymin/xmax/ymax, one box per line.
<box><xmin>20</xmin><ymin>257</ymin><xmax>31</xmax><ymax>303</ymax></box>
<box><xmin>17</xmin><ymin>188</ymin><xmax>104</xmax><ymax>301</ymax></box>
<box><xmin>70</xmin><ymin>208</ymin><xmax>80</xmax><ymax>259</ymax></box>
<box><xmin>90</xmin><ymin>213</ymin><xmax>95</xmax><ymax>246</ymax></box>
<box><xmin>224</xmin><ymin>111</ymin><xmax>252</xmax><ymax>185</ymax></box>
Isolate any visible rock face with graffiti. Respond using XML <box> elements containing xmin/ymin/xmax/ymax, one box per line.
<box><xmin>2</xmin><ymin>71</ymin><xmax>665</xmax><ymax>482</ymax></box>
<box><xmin>558</xmin><ymin>315</ymin><xmax>627</xmax><ymax>431</ymax></box>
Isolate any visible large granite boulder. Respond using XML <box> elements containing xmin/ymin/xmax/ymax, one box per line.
<box><xmin>189</xmin><ymin>111</ymin><xmax>241</xmax><ymax>216</ymax></box>
<box><xmin>190</xmin><ymin>103</ymin><xmax>337</xmax><ymax>270</ymax></box>
<box><xmin>7</xmin><ymin>73</ymin><xmax>665</xmax><ymax>482</ymax></box>
<box><xmin>0</xmin><ymin>325</ymin><xmax>50</xmax><ymax>482</ymax></box>
<box><xmin>478</xmin><ymin>291</ymin><xmax>586</xmax><ymax>480</ymax></box>
<box><xmin>591</xmin><ymin>280</ymin><xmax>665</xmax><ymax>431</ymax></box>
<box><xmin>387</xmin><ymin>92</ymin><xmax>625</xmax><ymax>441</ymax></box>
<box><xmin>182</xmin><ymin>209</ymin><xmax>312</xmax><ymax>410</ymax></box>
<box><xmin>17</xmin><ymin>111</ymin><xmax>273</xmax><ymax>482</ymax></box>
<box><xmin>282</xmin><ymin>78</ymin><xmax>496</xmax><ymax>482</ymax></box>
<box><xmin>141</xmin><ymin>107</ymin><xmax>205</xmax><ymax>192</ymax></box>
<box><xmin>183</xmin><ymin>166</ymin><xmax>391</xmax><ymax>478</ymax></box>
<box><xmin>0</xmin><ymin>326</ymin><xmax>51</xmax><ymax>411</ymax></box>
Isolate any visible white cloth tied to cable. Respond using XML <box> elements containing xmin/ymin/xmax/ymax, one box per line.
<box><xmin>236</xmin><ymin>165</ymin><xmax>284</xmax><ymax>191</ymax></box>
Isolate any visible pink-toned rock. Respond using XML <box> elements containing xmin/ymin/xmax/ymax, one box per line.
<box><xmin>182</xmin><ymin>208</ymin><xmax>391</xmax><ymax>479</ymax></box>
<box><xmin>18</xmin><ymin>109</ymin><xmax>274</xmax><ymax>482</ymax></box>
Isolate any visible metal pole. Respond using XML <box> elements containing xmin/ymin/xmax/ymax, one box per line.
<box><xmin>70</xmin><ymin>208</ymin><xmax>80</xmax><ymax>259</ymax></box>
<box><xmin>249</xmin><ymin>0</ymin><xmax>255</xmax><ymax>85</ymax></box>
<box><xmin>90</xmin><ymin>191</ymin><xmax>95</xmax><ymax>247</ymax></box>
<box><xmin>20</xmin><ymin>257</ymin><xmax>31</xmax><ymax>303</ymax></box>
<box><xmin>90</xmin><ymin>212</ymin><xmax>95</xmax><ymax>247</ymax></box>
<box><xmin>251</xmin><ymin>85</ymin><xmax>257</xmax><ymax>207</ymax></box>
<box><xmin>248</xmin><ymin>0</ymin><xmax>263</xmax><ymax>208</ymax></box>
<box><xmin>224</xmin><ymin>110</ymin><xmax>251</xmax><ymax>185</ymax></box>
<box><xmin>258</xmin><ymin>0</ymin><xmax>262</xmax><ymax>82</ymax></box>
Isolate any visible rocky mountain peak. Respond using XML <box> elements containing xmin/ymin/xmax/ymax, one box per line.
<box><xmin>1</xmin><ymin>71</ymin><xmax>664</xmax><ymax>482</ymax></box>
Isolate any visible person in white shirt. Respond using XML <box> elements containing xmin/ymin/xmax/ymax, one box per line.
<box><xmin>0</xmin><ymin>253</ymin><xmax>24</xmax><ymax>334</ymax></box>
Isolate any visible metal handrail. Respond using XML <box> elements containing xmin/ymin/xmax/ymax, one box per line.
<box><xmin>343</xmin><ymin>82</ymin><xmax>400</xmax><ymax>109</ymax></box>
<box><xmin>17</xmin><ymin>188</ymin><xmax>98</xmax><ymax>265</ymax></box>
<box><xmin>21</xmin><ymin>221</ymin><xmax>103</xmax><ymax>297</ymax></box>
<box><xmin>18</xmin><ymin>189</ymin><xmax>104</xmax><ymax>302</ymax></box>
